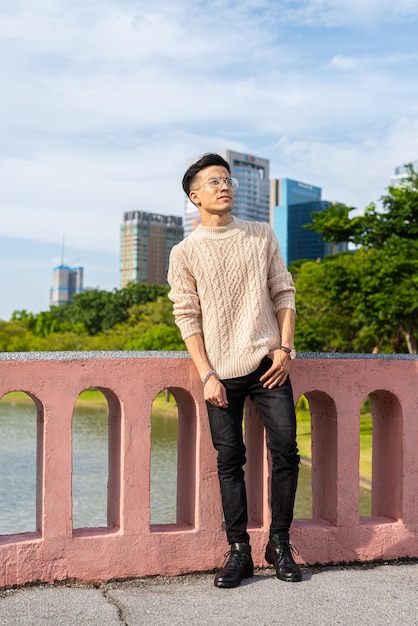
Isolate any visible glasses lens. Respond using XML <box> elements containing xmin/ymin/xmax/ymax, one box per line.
<box><xmin>202</xmin><ymin>177</ymin><xmax>239</xmax><ymax>190</ymax></box>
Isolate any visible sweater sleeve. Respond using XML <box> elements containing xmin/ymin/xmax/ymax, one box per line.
<box><xmin>265</xmin><ymin>225</ymin><xmax>296</xmax><ymax>312</ymax></box>
<box><xmin>167</xmin><ymin>244</ymin><xmax>202</xmax><ymax>340</ymax></box>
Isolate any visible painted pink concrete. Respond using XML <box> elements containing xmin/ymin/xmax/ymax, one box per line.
<box><xmin>0</xmin><ymin>353</ymin><xmax>417</xmax><ymax>588</ymax></box>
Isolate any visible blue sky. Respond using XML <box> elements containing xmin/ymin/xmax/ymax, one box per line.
<box><xmin>1</xmin><ymin>0</ymin><xmax>418</xmax><ymax>321</ymax></box>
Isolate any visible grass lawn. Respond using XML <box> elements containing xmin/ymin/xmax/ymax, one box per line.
<box><xmin>297</xmin><ymin>409</ymin><xmax>373</xmax><ymax>481</ymax></box>
<box><xmin>2</xmin><ymin>389</ymin><xmax>109</xmax><ymax>404</ymax></box>
<box><xmin>359</xmin><ymin>414</ymin><xmax>373</xmax><ymax>481</ymax></box>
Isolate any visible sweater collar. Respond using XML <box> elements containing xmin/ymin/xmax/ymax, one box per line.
<box><xmin>193</xmin><ymin>217</ymin><xmax>244</xmax><ymax>240</ymax></box>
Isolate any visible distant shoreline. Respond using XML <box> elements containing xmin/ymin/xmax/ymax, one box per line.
<box><xmin>1</xmin><ymin>391</ymin><xmax>108</xmax><ymax>407</ymax></box>
<box><xmin>1</xmin><ymin>390</ymin><xmax>177</xmax><ymax>414</ymax></box>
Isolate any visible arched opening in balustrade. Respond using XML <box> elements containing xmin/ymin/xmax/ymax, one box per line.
<box><xmin>0</xmin><ymin>391</ymin><xmax>41</xmax><ymax>536</ymax></box>
<box><xmin>361</xmin><ymin>390</ymin><xmax>402</xmax><ymax>521</ymax></box>
<box><xmin>72</xmin><ymin>388</ymin><xmax>121</xmax><ymax>531</ymax></box>
<box><xmin>294</xmin><ymin>395</ymin><xmax>312</xmax><ymax>520</ymax></box>
<box><xmin>150</xmin><ymin>390</ymin><xmax>178</xmax><ymax>524</ymax></box>
<box><xmin>150</xmin><ymin>387</ymin><xmax>196</xmax><ymax>528</ymax></box>
<box><xmin>303</xmin><ymin>390</ymin><xmax>338</xmax><ymax>524</ymax></box>
<box><xmin>359</xmin><ymin>397</ymin><xmax>373</xmax><ymax>517</ymax></box>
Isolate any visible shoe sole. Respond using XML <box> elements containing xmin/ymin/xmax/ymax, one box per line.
<box><xmin>277</xmin><ymin>571</ymin><xmax>302</xmax><ymax>582</ymax></box>
<box><xmin>214</xmin><ymin>568</ymin><xmax>254</xmax><ymax>588</ymax></box>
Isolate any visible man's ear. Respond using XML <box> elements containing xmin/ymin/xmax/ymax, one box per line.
<box><xmin>189</xmin><ymin>190</ymin><xmax>200</xmax><ymax>206</ymax></box>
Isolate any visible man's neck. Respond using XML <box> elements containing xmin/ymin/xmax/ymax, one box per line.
<box><xmin>199</xmin><ymin>213</ymin><xmax>233</xmax><ymax>228</ymax></box>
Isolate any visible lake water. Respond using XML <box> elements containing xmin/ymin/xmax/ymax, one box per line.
<box><xmin>0</xmin><ymin>398</ymin><xmax>370</xmax><ymax>535</ymax></box>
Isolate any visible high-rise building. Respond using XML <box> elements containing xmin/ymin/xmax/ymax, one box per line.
<box><xmin>120</xmin><ymin>211</ymin><xmax>183</xmax><ymax>287</ymax></box>
<box><xmin>184</xmin><ymin>150</ymin><xmax>270</xmax><ymax>236</ymax></box>
<box><xmin>390</xmin><ymin>160</ymin><xmax>418</xmax><ymax>186</ymax></box>
<box><xmin>50</xmin><ymin>265</ymin><xmax>83</xmax><ymax>306</ymax></box>
<box><xmin>270</xmin><ymin>178</ymin><xmax>347</xmax><ymax>266</ymax></box>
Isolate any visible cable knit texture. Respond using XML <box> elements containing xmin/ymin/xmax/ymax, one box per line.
<box><xmin>167</xmin><ymin>217</ymin><xmax>296</xmax><ymax>380</ymax></box>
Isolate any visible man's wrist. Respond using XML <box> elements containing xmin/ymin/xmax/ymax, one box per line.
<box><xmin>280</xmin><ymin>346</ymin><xmax>297</xmax><ymax>360</ymax></box>
<box><xmin>202</xmin><ymin>369</ymin><xmax>216</xmax><ymax>387</ymax></box>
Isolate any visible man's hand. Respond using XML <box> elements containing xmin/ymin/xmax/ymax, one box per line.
<box><xmin>204</xmin><ymin>374</ymin><xmax>228</xmax><ymax>407</ymax></box>
<box><xmin>259</xmin><ymin>349</ymin><xmax>291</xmax><ymax>389</ymax></box>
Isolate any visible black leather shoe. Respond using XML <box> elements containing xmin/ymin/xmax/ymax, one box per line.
<box><xmin>214</xmin><ymin>542</ymin><xmax>254</xmax><ymax>588</ymax></box>
<box><xmin>265</xmin><ymin>536</ymin><xmax>302</xmax><ymax>582</ymax></box>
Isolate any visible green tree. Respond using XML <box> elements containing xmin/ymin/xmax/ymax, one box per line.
<box><xmin>0</xmin><ymin>318</ymin><xmax>33</xmax><ymax>351</ymax></box>
<box><xmin>302</xmin><ymin>166</ymin><xmax>418</xmax><ymax>353</ymax></box>
<box><xmin>67</xmin><ymin>289</ymin><xmax>113</xmax><ymax>335</ymax></box>
<box><xmin>352</xmin><ymin>243</ymin><xmax>418</xmax><ymax>353</ymax></box>
<box><xmin>1</xmin><ymin>283</ymin><xmax>181</xmax><ymax>352</ymax></box>
<box><xmin>112</xmin><ymin>297</ymin><xmax>184</xmax><ymax>351</ymax></box>
<box><xmin>125</xmin><ymin>325</ymin><xmax>184</xmax><ymax>350</ymax></box>
<box><xmin>293</xmin><ymin>253</ymin><xmax>362</xmax><ymax>352</ymax></box>
<box><xmin>309</xmin><ymin>164</ymin><xmax>418</xmax><ymax>248</ymax></box>
<box><xmin>67</xmin><ymin>283</ymin><xmax>170</xmax><ymax>335</ymax></box>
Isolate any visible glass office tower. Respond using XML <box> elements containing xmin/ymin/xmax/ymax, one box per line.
<box><xmin>271</xmin><ymin>178</ymin><xmax>347</xmax><ymax>265</ymax></box>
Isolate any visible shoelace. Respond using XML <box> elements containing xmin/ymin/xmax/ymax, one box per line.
<box><xmin>276</xmin><ymin>541</ymin><xmax>299</xmax><ymax>558</ymax></box>
<box><xmin>278</xmin><ymin>542</ymin><xmax>300</xmax><ymax>558</ymax></box>
<box><xmin>222</xmin><ymin>548</ymin><xmax>249</xmax><ymax>564</ymax></box>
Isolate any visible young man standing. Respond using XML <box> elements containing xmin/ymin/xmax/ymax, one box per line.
<box><xmin>168</xmin><ymin>153</ymin><xmax>302</xmax><ymax>587</ymax></box>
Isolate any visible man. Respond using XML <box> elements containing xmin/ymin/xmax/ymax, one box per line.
<box><xmin>168</xmin><ymin>153</ymin><xmax>302</xmax><ymax>588</ymax></box>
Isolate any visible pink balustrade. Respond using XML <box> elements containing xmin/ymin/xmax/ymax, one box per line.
<box><xmin>0</xmin><ymin>352</ymin><xmax>417</xmax><ymax>588</ymax></box>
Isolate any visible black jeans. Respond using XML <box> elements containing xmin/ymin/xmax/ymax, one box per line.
<box><xmin>206</xmin><ymin>357</ymin><xmax>300</xmax><ymax>545</ymax></box>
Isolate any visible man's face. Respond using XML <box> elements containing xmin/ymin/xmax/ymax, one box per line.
<box><xmin>189</xmin><ymin>165</ymin><xmax>235</xmax><ymax>217</ymax></box>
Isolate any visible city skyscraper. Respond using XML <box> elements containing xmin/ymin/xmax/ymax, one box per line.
<box><xmin>50</xmin><ymin>265</ymin><xmax>84</xmax><ymax>306</ymax></box>
<box><xmin>270</xmin><ymin>178</ymin><xmax>347</xmax><ymax>266</ymax></box>
<box><xmin>390</xmin><ymin>160</ymin><xmax>418</xmax><ymax>186</ymax></box>
<box><xmin>120</xmin><ymin>210</ymin><xmax>183</xmax><ymax>287</ymax></box>
<box><xmin>184</xmin><ymin>150</ymin><xmax>270</xmax><ymax>236</ymax></box>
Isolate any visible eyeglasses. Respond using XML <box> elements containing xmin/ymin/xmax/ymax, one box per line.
<box><xmin>193</xmin><ymin>176</ymin><xmax>239</xmax><ymax>191</ymax></box>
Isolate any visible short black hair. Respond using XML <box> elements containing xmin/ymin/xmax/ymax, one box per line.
<box><xmin>182</xmin><ymin>153</ymin><xmax>230</xmax><ymax>196</ymax></box>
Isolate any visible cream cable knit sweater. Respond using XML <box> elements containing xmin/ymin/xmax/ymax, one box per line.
<box><xmin>167</xmin><ymin>217</ymin><xmax>296</xmax><ymax>380</ymax></box>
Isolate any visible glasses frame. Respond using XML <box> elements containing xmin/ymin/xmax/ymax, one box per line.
<box><xmin>192</xmin><ymin>176</ymin><xmax>239</xmax><ymax>191</ymax></box>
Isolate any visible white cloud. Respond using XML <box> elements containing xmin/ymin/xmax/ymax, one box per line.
<box><xmin>271</xmin><ymin>116</ymin><xmax>418</xmax><ymax>210</ymax></box>
<box><xmin>279</xmin><ymin>0</ymin><xmax>418</xmax><ymax>26</ymax></box>
<box><xmin>1</xmin><ymin>0</ymin><xmax>418</xmax><ymax>316</ymax></box>
<box><xmin>329</xmin><ymin>51</ymin><xmax>418</xmax><ymax>72</ymax></box>
<box><xmin>0</xmin><ymin>148</ymin><xmax>188</xmax><ymax>251</ymax></box>
<box><xmin>329</xmin><ymin>55</ymin><xmax>365</xmax><ymax>70</ymax></box>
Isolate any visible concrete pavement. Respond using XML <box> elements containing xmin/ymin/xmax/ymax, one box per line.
<box><xmin>1</xmin><ymin>561</ymin><xmax>417</xmax><ymax>625</ymax></box>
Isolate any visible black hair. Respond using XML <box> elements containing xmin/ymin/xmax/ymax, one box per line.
<box><xmin>182</xmin><ymin>153</ymin><xmax>230</xmax><ymax>196</ymax></box>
